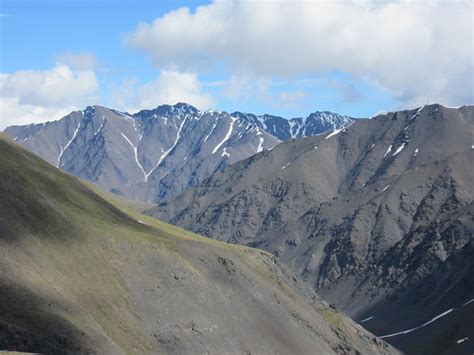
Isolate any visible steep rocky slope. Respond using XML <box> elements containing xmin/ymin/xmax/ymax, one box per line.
<box><xmin>0</xmin><ymin>134</ymin><xmax>396</xmax><ymax>354</ymax></box>
<box><xmin>148</xmin><ymin>104</ymin><xmax>474</xmax><ymax>354</ymax></box>
<box><xmin>4</xmin><ymin>103</ymin><xmax>353</xmax><ymax>203</ymax></box>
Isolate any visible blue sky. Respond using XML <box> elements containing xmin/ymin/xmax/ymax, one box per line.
<box><xmin>0</xmin><ymin>0</ymin><xmax>472</xmax><ymax>127</ymax></box>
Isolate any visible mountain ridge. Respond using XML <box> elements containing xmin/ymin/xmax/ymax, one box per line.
<box><xmin>4</xmin><ymin>102</ymin><xmax>354</xmax><ymax>203</ymax></box>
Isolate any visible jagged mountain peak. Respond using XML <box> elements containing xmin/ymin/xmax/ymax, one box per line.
<box><xmin>134</xmin><ymin>103</ymin><xmax>197</xmax><ymax>120</ymax></box>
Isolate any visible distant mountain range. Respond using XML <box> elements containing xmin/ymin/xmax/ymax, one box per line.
<box><xmin>4</xmin><ymin>103</ymin><xmax>354</xmax><ymax>203</ymax></box>
<box><xmin>148</xmin><ymin>104</ymin><xmax>474</xmax><ymax>354</ymax></box>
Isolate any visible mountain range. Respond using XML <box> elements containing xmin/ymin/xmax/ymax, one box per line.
<box><xmin>148</xmin><ymin>104</ymin><xmax>474</xmax><ymax>354</ymax></box>
<box><xmin>3</xmin><ymin>103</ymin><xmax>353</xmax><ymax>203</ymax></box>
<box><xmin>4</xmin><ymin>101</ymin><xmax>473</xmax><ymax>354</ymax></box>
<box><xmin>0</xmin><ymin>133</ymin><xmax>398</xmax><ymax>354</ymax></box>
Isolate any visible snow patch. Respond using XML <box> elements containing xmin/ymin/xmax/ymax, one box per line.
<box><xmin>281</xmin><ymin>162</ymin><xmax>292</xmax><ymax>170</ymax></box>
<box><xmin>212</xmin><ymin>116</ymin><xmax>237</xmax><ymax>154</ymax></box>
<box><xmin>146</xmin><ymin>117</ymin><xmax>187</xmax><ymax>181</ymax></box>
<box><xmin>413</xmin><ymin>148</ymin><xmax>419</xmax><ymax>157</ymax></box>
<box><xmin>120</xmin><ymin>132</ymin><xmax>147</xmax><ymax>181</ymax></box>
<box><xmin>203</xmin><ymin>116</ymin><xmax>218</xmax><ymax>142</ymax></box>
<box><xmin>382</xmin><ymin>185</ymin><xmax>391</xmax><ymax>192</ymax></box>
<box><xmin>57</xmin><ymin>122</ymin><xmax>81</xmax><ymax>168</ymax></box>
<box><xmin>457</xmin><ymin>337</ymin><xmax>468</xmax><ymax>344</ymax></box>
<box><xmin>392</xmin><ymin>143</ymin><xmax>406</xmax><ymax>156</ymax></box>
<box><xmin>115</xmin><ymin>110</ymin><xmax>134</xmax><ymax>120</ymax></box>
<box><xmin>462</xmin><ymin>298</ymin><xmax>474</xmax><ymax>307</ymax></box>
<box><xmin>360</xmin><ymin>316</ymin><xmax>374</xmax><ymax>323</ymax></box>
<box><xmin>325</xmin><ymin>128</ymin><xmax>343</xmax><ymax>140</ymax></box>
<box><xmin>410</xmin><ymin>106</ymin><xmax>424</xmax><ymax>120</ymax></box>
<box><xmin>94</xmin><ymin>121</ymin><xmax>105</xmax><ymax>136</ymax></box>
<box><xmin>384</xmin><ymin>145</ymin><xmax>393</xmax><ymax>158</ymax></box>
<box><xmin>379</xmin><ymin>308</ymin><xmax>454</xmax><ymax>339</ymax></box>
<box><xmin>221</xmin><ymin>147</ymin><xmax>230</xmax><ymax>158</ymax></box>
<box><xmin>257</xmin><ymin>137</ymin><xmax>264</xmax><ymax>153</ymax></box>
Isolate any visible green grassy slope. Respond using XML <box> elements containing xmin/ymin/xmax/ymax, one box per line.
<box><xmin>0</xmin><ymin>134</ymin><xmax>397</xmax><ymax>354</ymax></box>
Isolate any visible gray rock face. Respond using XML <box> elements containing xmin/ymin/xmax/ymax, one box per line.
<box><xmin>148</xmin><ymin>104</ymin><xmax>474</xmax><ymax>354</ymax></box>
<box><xmin>4</xmin><ymin>103</ymin><xmax>353</xmax><ymax>203</ymax></box>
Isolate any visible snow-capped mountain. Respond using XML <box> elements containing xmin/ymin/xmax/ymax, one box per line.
<box><xmin>232</xmin><ymin>111</ymin><xmax>354</xmax><ymax>141</ymax></box>
<box><xmin>4</xmin><ymin>103</ymin><xmax>353</xmax><ymax>203</ymax></box>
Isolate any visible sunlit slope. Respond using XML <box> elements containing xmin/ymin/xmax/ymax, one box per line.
<box><xmin>0</xmin><ymin>134</ymin><xmax>397</xmax><ymax>354</ymax></box>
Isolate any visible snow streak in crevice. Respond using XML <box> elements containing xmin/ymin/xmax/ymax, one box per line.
<box><xmin>57</xmin><ymin>122</ymin><xmax>81</xmax><ymax>168</ymax></box>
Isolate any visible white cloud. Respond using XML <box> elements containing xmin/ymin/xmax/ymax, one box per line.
<box><xmin>109</xmin><ymin>69</ymin><xmax>214</xmax><ymax>113</ymax></box>
<box><xmin>221</xmin><ymin>75</ymin><xmax>271</xmax><ymax>102</ymax></box>
<box><xmin>125</xmin><ymin>0</ymin><xmax>473</xmax><ymax>107</ymax></box>
<box><xmin>277</xmin><ymin>90</ymin><xmax>306</xmax><ymax>107</ymax></box>
<box><xmin>56</xmin><ymin>52</ymin><xmax>98</xmax><ymax>70</ymax></box>
<box><xmin>0</xmin><ymin>64</ymin><xmax>98</xmax><ymax>129</ymax></box>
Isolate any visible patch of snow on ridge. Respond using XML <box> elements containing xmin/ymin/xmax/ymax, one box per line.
<box><xmin>145</xmin><ymin>117</ymin><xmax>187</xmax><ymax>182</ymax></box>
<box><xmin>281</xmin><ymin>162</ymin><xmax>292</xmax><ymax>170</ymax></box>
<box><xmin>384</xmin><ymin>145</ymin><xmax>393</xmax><ymax>158</ymax></box>
<box><xmin>379</xmin><ymin>308</ymin><xmax>454</xmax><ymax>339</ymax></box>
<box><xmin>94</xmin><ymin>121</ymin><xmax>105</xmax><ymax>136</ymax></box>
<box><xmin>382</xmin><ymin>185</ymin><xmax>391</xmax><ymax>192</ymax></box>
<box><xmin>392</xmin><ymin>143</ymin><xmax>406</xmax><ymax>156</ymax></box>
<box><xmin>212</xmin><ymin>116</ymin><xmax>237</xmax><ymax>154</ymax></box>
<box><xmin>120</xmin><ymin>132</ymin><xmax>147</xmax><ymax>181</ymax></box>
<box><xmin>360</xmin><ymin>316</ymin><xmax>374</xmax><ymax>323</ymax></box>
<box><xmin>115</xmin><ymin>110</ymin><xmax>134</xmax><ymax>121</ymax></box>
<box><xmin>222</xmin><ymin>147</ymin><xmax>230</xmax><ymax>158</ymax></box>
<box><xmin>414</xmin><ymin>148</ymin><xmax>419</xmax><ymax>157</ymax></box>
<box><xmin>57</xmin><ymin>122</ymin><xmax>81</xmax><ymax>168</ymax></box>
<box><xmin>410</xmin><ymin>106</ymin><xmax>424</xmax><ymax>120</ymax></box>
<box><xmin>257</xmin><ymin>137</ymin><xmax>264</xmax><ymax>153</ymax></box>
<box><xmin>462</xmin><ymin>298</ymin><xmax>474</xmax><ymax>306</ymax></box>
<box><xmin>203</xmin><ymin>116</ymin><xmax>218</xmax><ymax>142</ymax></box>
<box><xmin>325</xmin><ymin>128</ymin><xmax>343</xmax><ymax>140</ymax></box>
<box><xmin>288</xmin><ymin>119</ymin><xmax>298</xmax><ymax>138</ymax></box>
<box><xmin>457</xmin><ymin>337</ymin><xmax>468</xmax><ymax>344</ymax></box>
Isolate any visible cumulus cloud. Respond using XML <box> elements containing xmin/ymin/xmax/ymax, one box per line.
<box><xmin>125</xmin><ymin>0</ymin><xmax>473</xmax><ymax>107</ymax></box>
<box><xmin>221</xmin><ymin>75</ymin><xmax>271</xmax><ymax>102</ymax></box>
<box><xmin>109</xmin><ymin>69</ymin><xmax>214</xmax><ymax>113</ymax></box>
<box><xmin>56</xmin><ymin>52</ymin><xmax>98</xmax><ymax>70</ymax></box>
<box><xmin>0</xmin><ymin>64</ymin><xmax>98</xmax><ymax>128</ymax></box>
<box><xmin>277</xmin><ymin>90</ymin><xmax>306</xmax><ymax>107</ymax></box>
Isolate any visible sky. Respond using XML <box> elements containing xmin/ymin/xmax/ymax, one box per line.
<box><xmin>0</xmin><ymin>0</ymin><xmax>472</xmax><ymax>128</ymax></box>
